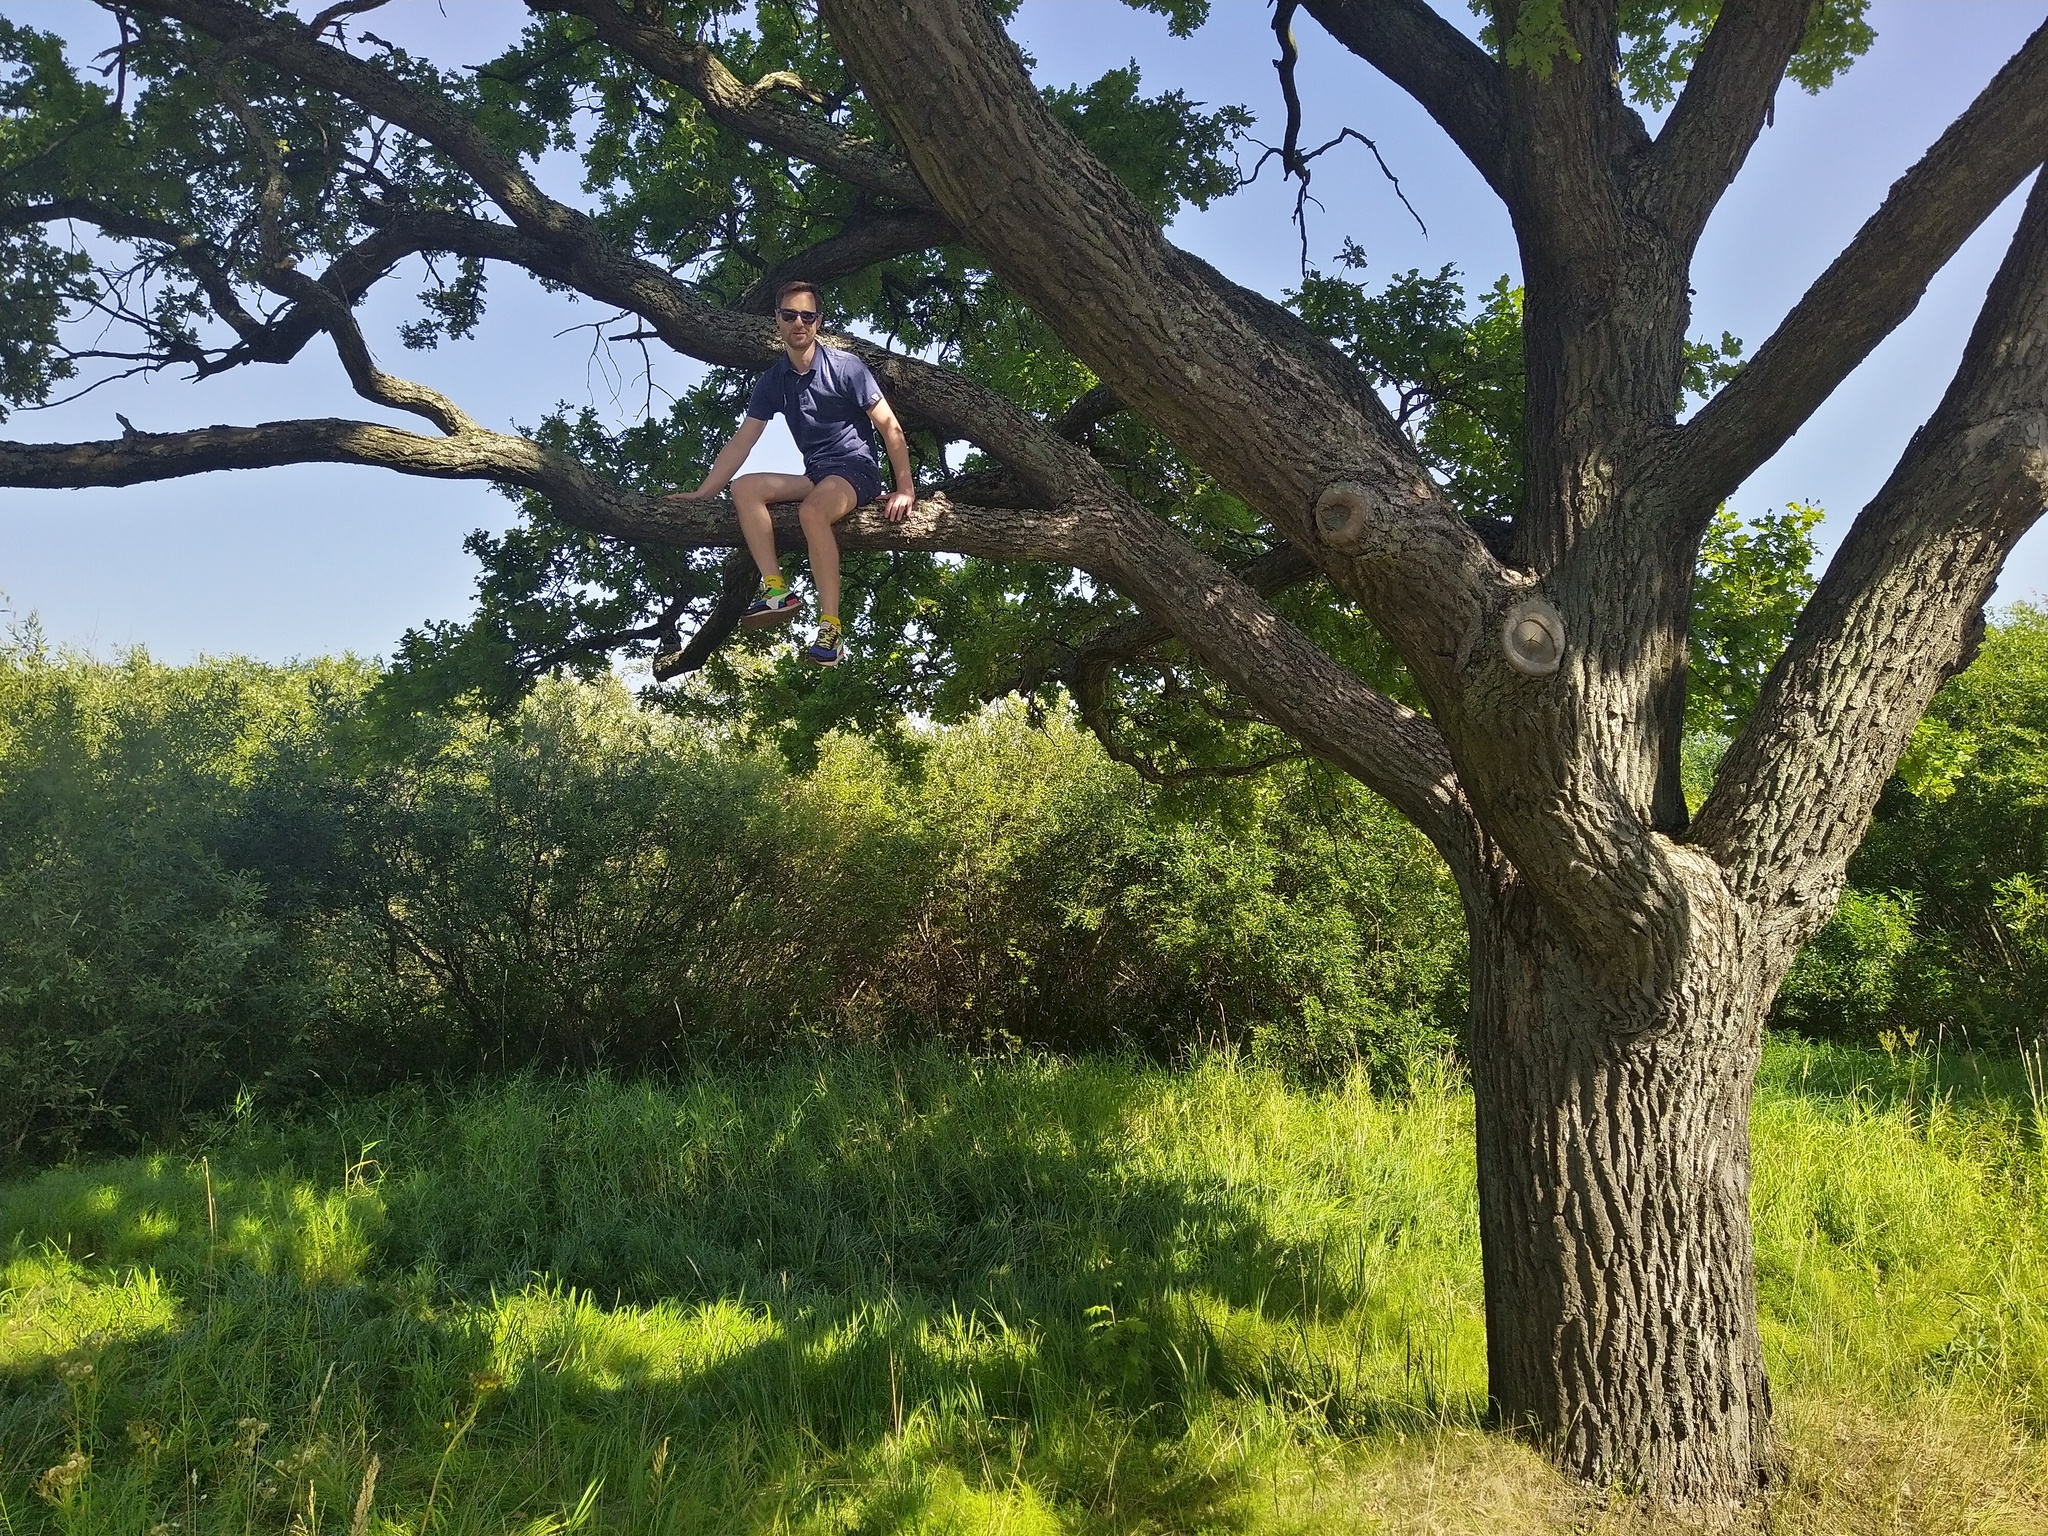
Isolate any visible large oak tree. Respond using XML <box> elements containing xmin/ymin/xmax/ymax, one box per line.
<box><xmin>4</xmin><ymin>0</ymin><xmax>2046</xmax><ymax>1505</ymax></box>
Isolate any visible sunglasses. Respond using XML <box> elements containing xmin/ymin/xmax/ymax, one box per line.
<box><xmin>776</xmin><ymin>307</ymin><xmax>821</xmax><ymax>325</ymax></box>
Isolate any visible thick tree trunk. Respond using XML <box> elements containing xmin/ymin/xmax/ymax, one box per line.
<box><xmin>1465</xmin><ymin>857</ymin><xmax>1782</xmax><ymax>1502</ymax></box>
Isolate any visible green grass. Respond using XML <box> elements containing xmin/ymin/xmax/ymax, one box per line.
<box><xmin>1</xmin><ymin>1038</ymin><xmax>2044</xmax><ymax>1533</ymax></box>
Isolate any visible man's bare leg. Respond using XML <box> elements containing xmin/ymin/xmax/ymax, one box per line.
<box><xmin>798</xmin><ymin>476</ymin><xmax>862</xmax><ymax>621</ymax></box>
<box><xmin>730</xmin><ymin>472</ymin><xmax>818</xmax><ymax>584</ymax></box>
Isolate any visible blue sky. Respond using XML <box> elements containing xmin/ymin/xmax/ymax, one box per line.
<box><xmin>1</xmin><ymin>0</ymin><xmax>2042</xmax><ymax>662</ymax></box>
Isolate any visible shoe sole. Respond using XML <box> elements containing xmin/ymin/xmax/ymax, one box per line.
<box><xmin>739</xmin><ymin>604</ymin><xmax>802</xmax><ymax>630</ymax></box>
<box><xmin>803</xmin><ymin>654</ymin><xmax>840</xmax><ymax>667</ymax></box>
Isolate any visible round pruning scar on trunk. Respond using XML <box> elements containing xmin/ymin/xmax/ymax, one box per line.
<box><xmin>13</xmin><ymin>0</ymin><xmax>2048</xmax><ymax>1508</ymax></box>
<box><xmin>1311</xmin><ymin>480</ymin><xmax>1387</xmax><ymax>556</ymax></box>
<box><xmin>1502</xmin><ymin>597</ymin><xmax>1566</xmax><ymax>676</ymax></box>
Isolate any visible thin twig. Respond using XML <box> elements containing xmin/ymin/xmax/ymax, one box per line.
<box><xmin>1255</xmin><ymin>0</ymin><xmax>1426</xmax><ymax>273</ymax></box>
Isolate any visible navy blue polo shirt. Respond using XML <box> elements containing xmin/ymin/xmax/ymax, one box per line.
<box><xmin>745</xmin><ymin>343</ymin><xmax>882</xmax><ymax>477</ymax></box>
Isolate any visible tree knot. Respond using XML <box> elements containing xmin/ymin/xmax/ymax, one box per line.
<box><xmin>1501</xmin><ymin>595</ymin><xmax>1566</xmax><ymax>677</ymax></box>
<box><xmin>1312</xmin><ymin>480</ymin><xmax>1382</xmax><ymax>554</ymax></box>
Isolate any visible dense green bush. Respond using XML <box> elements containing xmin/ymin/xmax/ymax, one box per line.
<box><xmin>0</xmin><ymin>633</ymin><xmax>364</xmax><ymax>1157</ymax></box>
<box><xmin>0</xmin><ymin>641</ymin><xmax>1465</xmax><ymax>1161</ymax></box>
<box><xmin>1772</xmin><ymin>888</ymin><xmax>1918</xmax><ymax>1042</ymax></box>
<box><xmin>305</xmin><ymin>688</ymin><xmax>1464</xmax><ymax>1078</ymax></box>
<box><xmin>18</xmin><ymin>597</ymin><xmax>2047</xmax><ymax>1160</ymax></box>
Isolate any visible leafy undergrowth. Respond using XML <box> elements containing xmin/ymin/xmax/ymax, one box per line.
<box><xmin>1</xmin><ymin>1038</ymin><xmax>2043</xmax><ymax>1533</ymax></box>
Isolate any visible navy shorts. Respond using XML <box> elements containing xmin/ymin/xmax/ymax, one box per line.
<box><xmin>806</xmin><ymin>456</ymin><xmax>884</xmax><ymax>507</ymax></box>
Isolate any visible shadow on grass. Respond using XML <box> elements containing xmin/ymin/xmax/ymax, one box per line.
<box><xmin>0</xmin><ymin>1048</ymin><xmax>1486</xmax><ymax>1531</ymax></box>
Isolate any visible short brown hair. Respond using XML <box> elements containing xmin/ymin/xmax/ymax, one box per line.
<box><xmin>774</xmin><ymin>279</ymin><xmax>821</xmax><ymax>311</ymax></box>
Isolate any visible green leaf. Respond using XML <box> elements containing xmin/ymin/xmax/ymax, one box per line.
<box><xmin>1687</xmin><ymin>501</ymin><xmax>1822</xmax><ymax>737</ymax></box>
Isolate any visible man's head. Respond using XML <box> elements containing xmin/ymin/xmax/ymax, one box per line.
<box><xmin>774</xmin><ymin>280</ymin><xmax>822</xmax><ymax>345</ymax></box>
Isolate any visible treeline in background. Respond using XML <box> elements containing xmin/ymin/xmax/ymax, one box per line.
<box><xmin>5</xmin><ymin>607</ymin><xmax>2047</xmax><ymax>1165</ymax></box>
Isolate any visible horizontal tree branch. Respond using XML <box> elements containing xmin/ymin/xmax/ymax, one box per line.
<box><xmin>368</xmin><ymin>206</ymin><xmax>1091</xmax><ymax>498</ymax></box>
<box><xmin>0</xmin><ymin>416</ymin><xmax>1105</xmax><ymax>563</ymax></box>
<box><xmin>1672</xmin><ymin>15</ymin><xmax>2048</xmax><ymax>508</ymax></box>
<box><xmin>102</xmin><ymin>0</ymin><xmax>1098</xmax><ymax>507</ymax></box>
<box><xmin>735</xmin><ymin>208</ymin><xmax>958</xmax><ymax>313</ymax></box>
<box><xmin>0</xmin><ymin>404</ymin><xmax>1469</xmax><ymax>854</ymax></box>
<box><xmin>1691</xmin><ymin>165</ymin><xmax>2048</xmax><ymax>924</ymax></box>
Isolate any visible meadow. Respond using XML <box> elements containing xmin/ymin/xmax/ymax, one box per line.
<box><xmin>3</xmin><ymin>1036</ymin><xmax>2044</xmax><ymax>1534</ymax></box>
<box><xmin>8</xmin><ymin>621</ymin><xmax>2048</xmax><ymax>1531</ymax></box>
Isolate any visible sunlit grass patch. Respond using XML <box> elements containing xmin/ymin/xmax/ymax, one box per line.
<box><xmin>0</xmin><ymin>1038</ymin><xmax>2042</xmax><ymax>1531</ymax></box>
<box><xmin>0</xmin><ymin>1246</ymin><xmax>181</xmax><ymax>1381</ymax></box>
<box><xmin>0</xmin><ymin>1153</ymin><xmax>384</xmax><ymax>1288</ymax></box>
<box><xmin>1764</xmin><ymin>1396</ymin><xmax>2048</xmax><ymax>1536</ymax></box>
<box><xmin>1752</xmin><ymin>1037</ymin><xmax>2048</xmax><ymax>1435</ymax></box>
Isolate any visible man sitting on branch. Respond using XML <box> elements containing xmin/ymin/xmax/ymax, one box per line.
<box><xmin>668</xmin><ymin>279</ymin><xmax>915</xmax><ymax>667</ymax></box>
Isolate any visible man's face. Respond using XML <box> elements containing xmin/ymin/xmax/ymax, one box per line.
<box><xmin>775</xmin><ymin>292</ymin><xmax>822</xmax><ymax>348</ymax></box>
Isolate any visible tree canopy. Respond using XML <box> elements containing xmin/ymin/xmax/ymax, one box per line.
<box><xmin>5</xmin><ymin>0</ymin><xmax>2048</xmax><ymax>1505</ymax></box>
<box><xmin>2</xmin><ymin>0</ymin><xmax>1801</xmax><ymax>772</ymax></box>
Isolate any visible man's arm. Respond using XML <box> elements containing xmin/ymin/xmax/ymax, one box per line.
<box><xmin>668</xmin><ymin>415</ymin><xmax>768</xmax><ymax>500</ymax></box>
<box><xmin>868</xmin><ymin>395</ymin><xmax>916</xmax><ymax>522</ymax></box>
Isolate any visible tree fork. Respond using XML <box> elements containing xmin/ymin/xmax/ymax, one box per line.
<box><xmin>15</xmin><ymin>0</ymin><xmax>2048</xmax><ymax>1510</ymax></box>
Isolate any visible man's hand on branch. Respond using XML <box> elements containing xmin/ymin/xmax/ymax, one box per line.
<box><xmin>884</xmin><ymin>488</ymin><xmax>914</xmax><ymax>522</ymax></box>
<box><xmin>665</xmin><ymin>484</ymin><xmax>721</xmax><ymax>502</ymax></box>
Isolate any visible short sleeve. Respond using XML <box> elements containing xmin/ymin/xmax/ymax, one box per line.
<box><xmin>841</xmin><ymin>353</ymin><xmax>882</xmax><ymax>410</ymax></box>
<box><xmin>744</xmin><ymin>368</ymin><xmax>782</xmax><ymax>421</ymax></box>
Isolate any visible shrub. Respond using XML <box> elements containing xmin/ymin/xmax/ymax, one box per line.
<box><xmin>0</xmin><ymin>634</ymin><xmax>359</xmax><ymax>1157</ymax></box>
<box><xmin>311</xmin><ymin>693</ymin><xmax>1466</xmax><ymax>1080</ymax></box>
<box><xmin>1773</xmin><ymin>888</ymin><xmax>1918</xmax><ymax>1042</ymax></box>
<box><xmin>0</xmin><ymin>652</ymin><xmax>1469</xmax><ymax>1160</ymax></box>
<box><xmin>1825</xmin><ymin>605</ymin><xmax>2048</xmax><ymax>1046</ymax></box>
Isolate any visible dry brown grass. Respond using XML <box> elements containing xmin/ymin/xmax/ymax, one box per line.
<box><xmin>1757</xmin><ymin>1399</ymin><xmax>2048</xmax><ymax>1536</ymax></box>
<box><xmin>1244</xmin><ymin>1399</ymin><xmax>2048</xmax><ymax>1535</ymax></box>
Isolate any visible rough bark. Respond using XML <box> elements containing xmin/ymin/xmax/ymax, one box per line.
<box><xmin>1635</xmin><ymin>0</ymin><xmax>1814</xmax><ymax>243</ymax></box>
<box><xmin>808</xmin><ymin>0</ymin><xmax>2048</xmax><ymax>1505</ymax></box>
<box><xmin>15</xmin><ymin>0</ymin><xmax>2048</xmax><ymax>1506</ymax></box>
<box><xmin>818</xmin><ymin>0</ymin><xmax>1512</xmax><ymax>690</ymax></box>
<box><xmin>1469</xmin><ymin>849</ymin><xmax>1780</xmax><ymax>1495</ymax></box>
<box><xmin>820</xmin><ymin>0</ymin><xmax>1713</xmax><ymax>972</ymax></box>
<box><xmin>1693</xmin><ymin>166</ymin><xmax>2048</xmax><ymax>917</ymax></box>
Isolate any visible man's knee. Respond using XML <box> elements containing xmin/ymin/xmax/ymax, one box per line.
<box><xmin>799</xmin><ymin>490</ymin><xmax>849</xmax><ymax>527</ymax></box>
